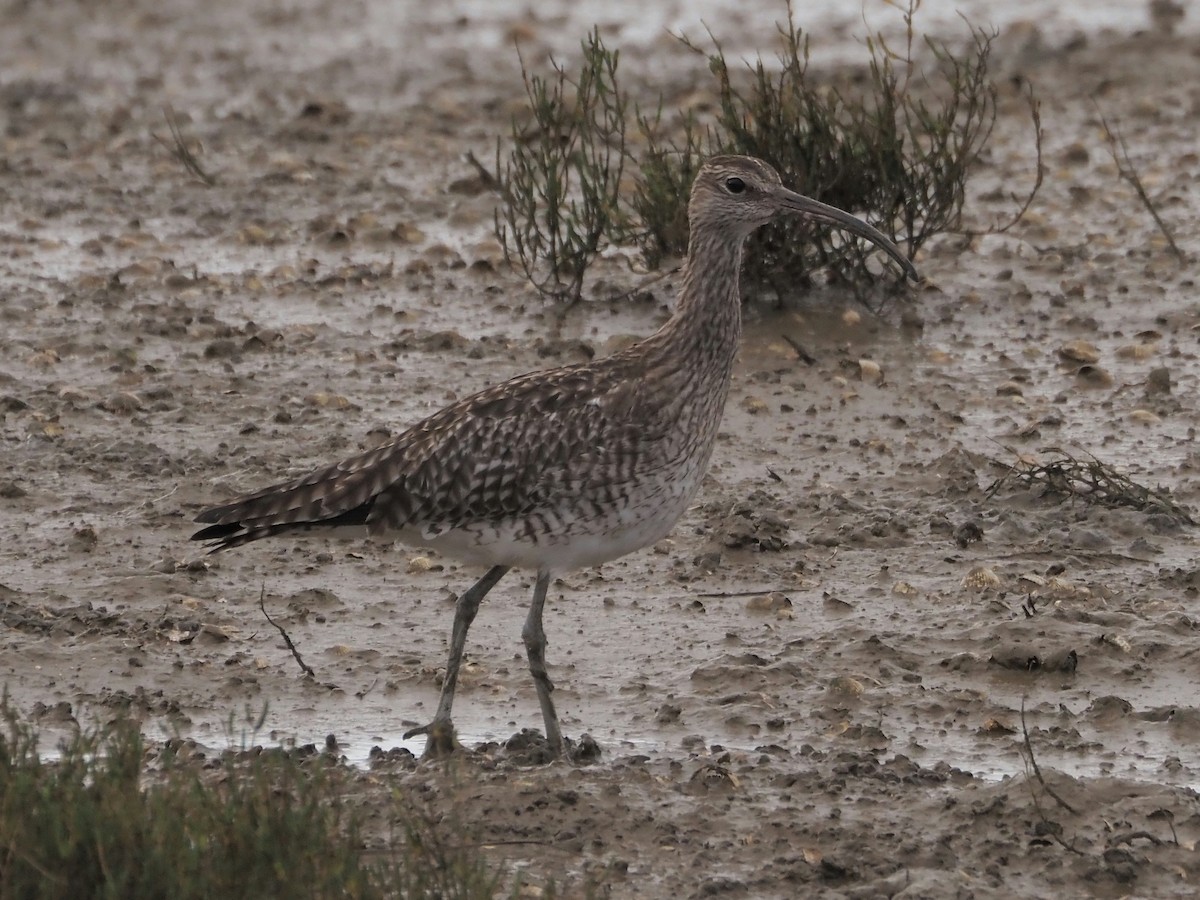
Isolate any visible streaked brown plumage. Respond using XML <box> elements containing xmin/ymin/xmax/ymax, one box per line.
<box><xmin>193</xmin><ymin>155</ymin><xmax>919</xmax><ymax>759</ymax></box>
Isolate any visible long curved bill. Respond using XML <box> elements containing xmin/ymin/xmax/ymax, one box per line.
<box><xmin>775</xmin><ymin>186</ymin><xmax>920</xmax><ymax>282</ymax></box>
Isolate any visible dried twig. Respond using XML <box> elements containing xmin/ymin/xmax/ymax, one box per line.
<box><xmin>1107</xmin><ymin>830</ymin><xmax>1163</xmax><ymax>848</ymax></box>
<box><xmin>1020</xmin><ymin>700</ymin><xmax>1078</xmax><ymax>814</ymax></box>
<box><xmin>781</xmin><ymin>333</ymin><xmax>817</xmax><ymax>365</ymax></box>
<box><xmin>463</xmin><ymin>150</ymin><xmax>501</xmax><ymax>193</ymax></box>
<box><xmin>1094</xmin><ymin>103</ymin><xmax>1185</xmax><ymax>263</ymax></box>
<box><xmin>258</xmin><ymin>586</ymin><xmax>314</xmax><ymax>678</ymax></box>
<box><xmin>1149</xmin><ymin>809</ymin><xmax>1180</xmax><ymax>845</ymax></box>
<box><xmin>986</xmin><ymin>445</ymin><xmax>1195</xmax><ymax>526</ymax></box>
<box><xmin>959</xmin><ymin>84</ymin><xmax>1044</xmax><ymax>237</ymax></box>
<box><xmin>154</xmin><ymin>104</ymin><xmax>216</xmax><ymax>186</ymax></box>
<box><xmin>694</xmin><ymin>588</ymin><xmax>791</xmax><ymax>599</ymax></box>
<box><xmin>1019</xmin><ymin>701</ymin><xmax>1085</xmax><ymax>855</ymax></box>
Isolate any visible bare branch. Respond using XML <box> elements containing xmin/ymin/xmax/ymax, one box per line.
<box><xmin>1094</xmin><ymin>102</ymin><xmax>1186</xmax><ymax>264</ymax></box>
<box><xmin>259</xmin><ymin>585</ymin><xmax>314</xmax><ymax>679</ymax></box>
<box><xmin>1020</xmin><ymin>700</ymin><xmax>1079</xmax><ymax>815</ymax></box>
<box><xmin>154</xmin><ymin>104</ymin><xmax>216</xmax><ymax>186</ymax></box>
<box><xmin>1018</xmin><ymin>701</ymin><xmax>1085</xmax><ymax>856</ymax></box>
<box><xmin>959</xmin><ymin>84</ymin><xmax>1044</xmax><ymax>237</ymax></box>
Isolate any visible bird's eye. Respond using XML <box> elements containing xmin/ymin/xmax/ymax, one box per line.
<box><xmin>725</xmin><ymin>176</ymin><xmax>746</xmax><ymax>194</ymax></box>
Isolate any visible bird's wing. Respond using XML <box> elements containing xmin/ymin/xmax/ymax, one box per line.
<box><xmin>192</xmin><ymin>360</ymin><xmax>662</xmax><ymax>549</ymax></box>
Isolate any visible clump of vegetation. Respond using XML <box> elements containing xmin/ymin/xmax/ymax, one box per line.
<box><xmin>491</xmin><ymin>0</ymin><xmax>1042</xmax><ymax>302</ymax></box>
<box><xmin>986</xmin><ymin>447</ymin><xmax>1195</xmax><ymax>526</ymax></box>
<box><xmin>492</xmin><ymin>29</ymin><xmax>631</xmax><ymax>303</ymax></box>
<box><xmin>0</xmin><ymin>700</ymin><xmax>498</xmax><ymax>900</ymax></box>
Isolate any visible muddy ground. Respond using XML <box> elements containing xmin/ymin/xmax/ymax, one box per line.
<box><xmin>3</xmin><ymin>0</ymin><xmax>1200</xmax><ymax>896</ymax></box>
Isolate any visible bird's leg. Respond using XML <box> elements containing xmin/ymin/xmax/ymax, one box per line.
<box><xmin>522</xmin><ymin>568</ymin><xmax>565</xmax><ymax>758</ymax></box>
<box><xmin>405</xmin><ymin>565</ymin><xmax>509</xmax><ymax>757</ymax></box>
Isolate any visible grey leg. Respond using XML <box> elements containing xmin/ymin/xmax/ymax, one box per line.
<box><xmin>405</xmin><ymin>565</ymin><xmax>509</xmax><ymax>756</ymax></box>
<box><xmin>522</xmin><ymin>568</ymin><xmax>565</xmax><ymax>758</ymax></box>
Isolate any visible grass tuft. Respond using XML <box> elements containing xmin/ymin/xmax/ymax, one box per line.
<box><xmin>0</xmin><ymin>697</ymin><xmax>499</xmax><ymax>900</ymax></box>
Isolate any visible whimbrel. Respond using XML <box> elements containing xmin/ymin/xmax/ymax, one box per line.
<box><xmin>192</xmin><ymin>156</ymin><xmax>919</xmax><ymax>759</ymax></box>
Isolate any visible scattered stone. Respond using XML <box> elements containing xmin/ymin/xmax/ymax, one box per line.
<box><xmin>1058</xmin><ymin>340</ymin><xmax>1100</xmax><ymax>364</ymax></box>
<box><xmin>961</xmin><ymin>566</ymin><xmax>1001</xmax><ymax>590</ymax></box>
<box><xmin>745</xmin><ymin>591</ymin><xmax>791</xmax><ymax>613</ymax></box>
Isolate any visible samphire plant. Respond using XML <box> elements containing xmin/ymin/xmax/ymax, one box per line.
<box><xmin>0</xmin><ymin>700</ymin><xmax>503</xmax><ymax>900</ymax></box>
<box><xmin>491</xmin><ymin>0</ymin><xmax>1041</xmax><ymax>303</ymax></box>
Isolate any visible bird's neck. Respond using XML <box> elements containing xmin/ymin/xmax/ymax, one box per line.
<box><xmin>656</xmin><ymin>224</ymin><xmax>746</xmax><ymax>369</ymax></box>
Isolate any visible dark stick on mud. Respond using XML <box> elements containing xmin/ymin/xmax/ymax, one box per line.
<box><xmin>1019</xmin><ymin>702</ymin><xmax>1085</xmax><ymax>857</ymax></box>
<box><xmin>259</xmin><ymin>585</ymin><xmax>314</xmax><ymax>679</ymax></box>
<box><xmin>155</xmin><ymin>104</ymin><xmax>216</xmax><ymax>186</ymax></box>
<box><xmin>1020</xmin><ymin>699</ymin><xmax>1079</xmax><ymax>816</ymax></box>
<box><xmin>1094</xmin><ymin>103</ymin><xmax>1186</xmax><ymax>264</ymax></box>
<box><xmin>1108</xmin><ymin>830</ymin><xmax>1163</xmax><ymax>848</ymax></box>
<box><xmin>694</xmin><ymin>588</ymin><xmax>791</xmax><ymax>599</ymax></box>
<box><xmin>781</xmin><ymin>333</ymin><xmax>817</xmax><ymax>365</ymax></box>
<box><xmin>463</xmin><ymin>149</ymin><xmax>501</xmax><ymax>193</ymax></box>
<box><xmin>1149</xmin><ymin>809</ymin><xmax>1180</xmax><ymax>845</ymax></box>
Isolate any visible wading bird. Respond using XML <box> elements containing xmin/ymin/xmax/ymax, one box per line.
<box><xmin>192</xmin><ymin>155</ymin><xmax>919</xmax><ymax>759</ymax></box>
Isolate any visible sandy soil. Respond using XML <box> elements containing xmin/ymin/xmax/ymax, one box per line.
<box><xmin>3</xmin><ymin>0</ymin><xmax>1200</xmax><ymax>896</ymax></box>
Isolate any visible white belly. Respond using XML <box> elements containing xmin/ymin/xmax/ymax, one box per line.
<box><xmin>392</xmin><ymin>458</ymin><xmax>707</xmax><ymax>572</ymax></box>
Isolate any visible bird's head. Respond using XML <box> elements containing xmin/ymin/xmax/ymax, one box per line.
<box><xmin>688</xmin><ymin>155</ymin><xmax>920</xmax><ymax>282</ymax></box>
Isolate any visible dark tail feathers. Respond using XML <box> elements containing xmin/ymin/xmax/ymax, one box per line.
<box><xmin>190</xmin><ymin>503</ymin><xmax>373</xmax><ymax>553</ymax></box>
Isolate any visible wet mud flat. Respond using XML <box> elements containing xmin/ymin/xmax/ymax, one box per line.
<box><xmin>3</xmin><ymin>0</ymin><xmax>1200</xmax><ymax>895</ymax></box>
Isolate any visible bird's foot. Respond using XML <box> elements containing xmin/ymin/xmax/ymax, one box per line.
<box><xmin>403</xmin><ymin>718</ymin><xmax>462</xmax><ymax>759</ymax></box>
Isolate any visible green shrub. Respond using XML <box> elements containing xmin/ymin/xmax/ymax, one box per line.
<box><xmin>493</xmin><ymin>0</ymin><xmax>1041</xmax><ymax>302</ymax></box>
<box><xmin>0</xmin><ymin>701</ymin><xmax>497</xmax><ymax>900</ymax></box>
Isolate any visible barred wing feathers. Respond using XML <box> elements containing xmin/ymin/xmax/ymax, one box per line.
<box><xmin>192</xmin><ymin>362</ymin><xmax>662</xmax><ymax>552</ymax></box>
